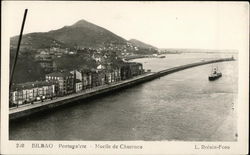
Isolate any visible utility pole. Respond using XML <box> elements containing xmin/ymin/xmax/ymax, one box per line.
<box><xmin>9</xmin><ymin>9</ymin><xmax>28</xmax><ymax>107</ymax></box>
<box><xmin>9</xmin><ymin>9</ymin><xmax>28</xmax><ymax>90</ymax></box>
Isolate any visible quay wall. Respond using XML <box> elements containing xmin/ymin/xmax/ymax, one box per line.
<box><xmin>9</xmin><ymin>57</ymin><xmax>234</xmax><ymax>120</ymax></box>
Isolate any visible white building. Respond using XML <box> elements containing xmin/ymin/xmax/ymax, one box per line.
<box><xmin>10</xmin><ymin>81</ymin><xmax>55</xmax><ymax>105</ymax></box>
<box><xmin>97</xmin><ymin>64</ymin><xmax>105</xmax><ymax>70</ymax></box>
<box><xmin>75</xmin><ymin>79</ymin><xmax>82</xmax><ymax>93</ymax></box>
<box><xmin>70</xmin><ymin>70</ymin><xmax>82</xmax><ymax>81</ymax></box>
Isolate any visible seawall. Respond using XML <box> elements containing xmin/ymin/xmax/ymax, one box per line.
<box><xmin>9</xmin><ymin>57</ymin><xmax>235</xmax><ymax>121</ymax></box>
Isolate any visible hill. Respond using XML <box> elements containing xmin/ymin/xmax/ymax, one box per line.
<box><xmin>46</xmin><ymin>19</ymin><xmax>128</xmax><ymax>49</ymax></box>
<box><xmin>10</xmin><ymin>32</ymin><xmax>71</xmax><ymax>50</ymax></box>
<box><xmin>129</xmin><ymin>39</ymin><xmax>157</xmax><ymax>50</ymax></box>
<box><xmin>10</xmin><ymin>19</ymin><xmax>131</xmax><ymax>50</ymax></box>
<box><xmin>9</xmin><ymin>19</ymin><xmax>159</xmax><ymax>83</ymax></box>
<box><xmin>10</xmin><ymin>19</ymin><xmax>158</xmax><ymax>54</ymax></box>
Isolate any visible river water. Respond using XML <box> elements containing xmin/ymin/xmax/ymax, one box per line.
<box><xmin>9</xmin><ymin>53</ymin><xmax>238</xmax><ymax>141</ymax></box>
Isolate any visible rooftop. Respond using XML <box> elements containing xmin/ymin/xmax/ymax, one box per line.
<box><xmin>46</xmin><ymin>71</ymin><xmax>73</xmax><ymax>77</ymax></box>
<box><xmin>12</xmin><ymin>81</ymin><xmax>54</xmax><ymax>91</ymax></box>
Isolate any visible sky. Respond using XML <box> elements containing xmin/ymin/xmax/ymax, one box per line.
<box><xmin>2</xmin><ymin>1</ymin><xmax>249</xmax><ymax>50</ymax></box>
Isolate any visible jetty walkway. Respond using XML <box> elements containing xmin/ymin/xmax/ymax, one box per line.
<box><xmin>9</xmin><ymin>57</ymin><xmax>235</xmax><ymax>120</ymax></box>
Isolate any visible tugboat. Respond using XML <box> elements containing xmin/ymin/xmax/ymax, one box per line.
<box><xmin>208</xmin><ymin>66</ymin><xmax>222</xmax><ymax>81</ymax></box>
<box><xmin>158</xmin><ymin>55</ymin><xmax>166</xmax><ymax>58</ymax></box>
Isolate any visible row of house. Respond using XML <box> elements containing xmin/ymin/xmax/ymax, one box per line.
<box><xmin>10</xmin><ymin>81</ymin><xmax>55</xmax><ymax>105</ymax></box>
<box><xmin>10</xmin><ymin>62</ymin><xmax>144</xmax><ymax>106</ymax></box>
<box><xmin>45</xmin><ymin>72</ymin><xmax>75</xmax><ymax>96</ymax></box>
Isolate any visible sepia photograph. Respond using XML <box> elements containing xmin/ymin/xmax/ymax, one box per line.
<box><xmin>1</xmin><ymin>1</ymin><xmax>249</xmax><ymax>154</ymax></box>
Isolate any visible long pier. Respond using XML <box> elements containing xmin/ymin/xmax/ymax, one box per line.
<box><xmin>9</xmin><ymin>57</ymin><xmax>235</xmax><ymax>120</ymax></box>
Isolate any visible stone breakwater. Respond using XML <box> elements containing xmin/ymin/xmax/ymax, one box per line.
<box><xmin>9</xmin><ymin>57</ymin><xmax>235</xmax><ymax>121</ymax></box>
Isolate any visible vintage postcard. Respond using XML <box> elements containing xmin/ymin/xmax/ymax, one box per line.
<box><xmin>1</xmin><ymin>1</ymin><xmax>249</xmax><ymax>154</ymax></box>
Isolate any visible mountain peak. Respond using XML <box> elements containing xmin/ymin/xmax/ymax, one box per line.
<box><xmin>11</xmin><ymin>19</ymin><xmax>158</xmax><ymax>52</ymax></box>
<box><xmin>72</xmin><ymin>19</ymin><xmax>94</xmax><ymax>28</ymax></box>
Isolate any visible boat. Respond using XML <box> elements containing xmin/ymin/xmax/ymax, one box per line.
<box><xmin>158</xmin><ymin>55</ymin><xmax>166</xmax><ymax>58</ymax></box>
<box><xmin>208</xmin><ymin>66</ymin><xmax>222</xmax><ymax>81</ymax></box>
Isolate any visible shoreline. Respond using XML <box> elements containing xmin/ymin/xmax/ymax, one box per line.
<box><xmin>9</xmin><ymin>57</ymin><xmax>235</xmax><ymax>121</ymax></box>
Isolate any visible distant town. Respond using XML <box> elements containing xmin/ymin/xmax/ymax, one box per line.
<box><xmin>9</xmin><ymin>19</ymin><xmax>162</xmax><ymax>108</ymax></box>
<box><xmin>9</xmin><ymin>46</ymin><xmax>146</xmax><ymax>107</ymax></box>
